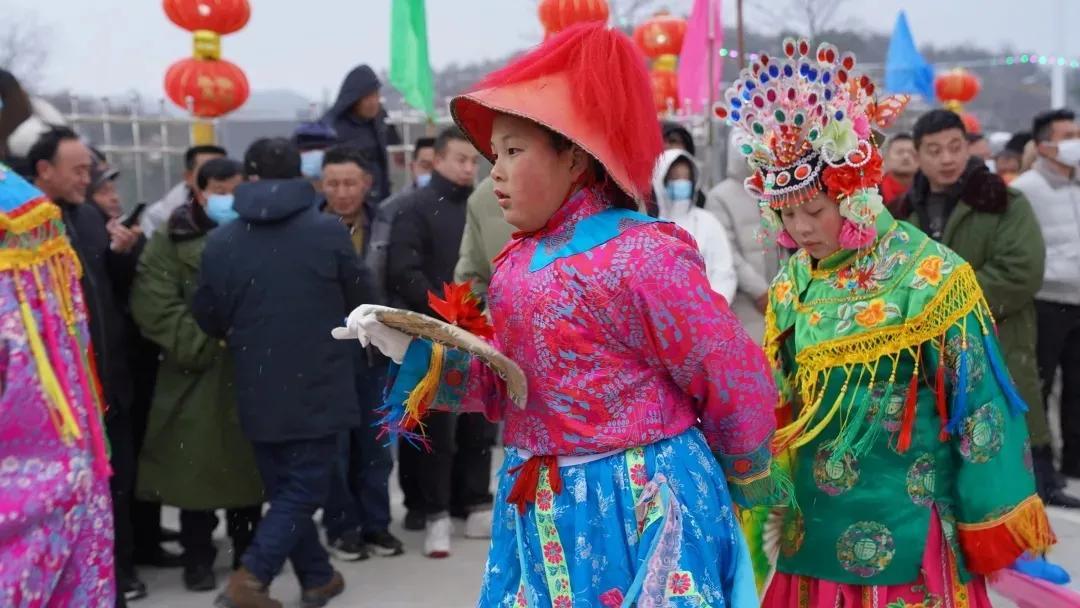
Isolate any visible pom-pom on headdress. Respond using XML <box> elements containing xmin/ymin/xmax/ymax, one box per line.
<box><xmin>715</xmin><ymin>38</ymin><xmax>910</xmax><ymax>248</ymax></box>
<box><xmin>451</xmin><ymin>23</ymin><xmax>663</xmax><ymax>204</ymax></box>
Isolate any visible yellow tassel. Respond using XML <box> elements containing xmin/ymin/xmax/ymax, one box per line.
<box><xmin>403</xmin><ymin>342</ymin><xmax>445</xmax><ymax>428</ymax></box>
<box><xmin>15</xmin><ymin>284</ymin><xmax>82</xmax><ymax>444</ymax></box>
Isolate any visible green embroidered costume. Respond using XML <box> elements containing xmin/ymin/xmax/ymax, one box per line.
<box><xmin>764</xmin><ymin>210</ymin><xmax>1054</xmax><ymax>585</ymax></box>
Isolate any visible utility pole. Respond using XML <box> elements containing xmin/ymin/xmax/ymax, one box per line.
<box><xmin>737</xmin><ymin>0</ymin><xmax>746</xmax><ymax>69</ymax></box>
<box><xmin>1050</xmin><ymin>0</ymin><xmax>1067</xmax><ymax>108</ymax></box>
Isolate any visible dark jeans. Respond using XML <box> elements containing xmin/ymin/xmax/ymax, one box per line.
<box><xmin>180</xmin><ymin>506</ymin><xmax>263</xmax><ymax>569</ymax></box>
<box><xmin>398</xmin><ymin>412</ymin><xmax>496</xmax><ymax>518</ymax></box>
<box><xmin>1036</xmin><ymin>300</ymin><xmax>1080</xmax><ymax>474</ymax></box>
<box><xmin>242</xmin><ymin>436</ymin><xmax>336</xmax><ymax>589</ymax></box>
<box><xmin>323</xmin><ymin>364</ymin><xmax>393</xmax><ymax>541</ymax></box>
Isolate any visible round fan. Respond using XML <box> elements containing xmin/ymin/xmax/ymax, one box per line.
<box><xmin>370</xmin><ymin>306</ymin><xmax>527</xmax><ymax>409</ymax></box>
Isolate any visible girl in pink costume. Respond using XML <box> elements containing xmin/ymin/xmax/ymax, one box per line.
<box><xmin>339</xmin><ymin>24</ymin><xmax>788</xmax><ymax>608</ymax></box>
<box><xmin>0</xmin><ymin>163</ymin><xmax>115</xmax><ymax>606</ymax></box>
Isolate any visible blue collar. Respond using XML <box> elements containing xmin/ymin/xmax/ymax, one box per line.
<box><xmin>529</xmin><ymin>207</ymin><xmax>661</xmax><ymax>272</ymax></box>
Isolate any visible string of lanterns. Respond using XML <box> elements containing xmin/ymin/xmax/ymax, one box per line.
<box><xmin>163</xmin><ymin>0</ymin><xmax>252</xmax><ymax>144</ymax></box>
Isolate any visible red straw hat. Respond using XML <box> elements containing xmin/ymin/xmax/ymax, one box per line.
<box><xmin>451</xmin><ymin>23</ymin><xmax>662</xmax><ymax>203</ymax></box>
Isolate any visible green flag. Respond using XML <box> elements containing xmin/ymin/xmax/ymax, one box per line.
<box><xmin>390</xmin><ymin>0</ymin><xmax>435</xmax><ymax>116</ymax></box>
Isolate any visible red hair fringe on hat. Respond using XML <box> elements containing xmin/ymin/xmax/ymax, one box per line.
<box><xmin>476</xmin><ymin>23</ymin><xmax>663</xmax><ymax>201</ymax></box>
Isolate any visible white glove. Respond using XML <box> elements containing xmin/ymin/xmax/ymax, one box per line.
<box><xmin>331</xmin><ymin>304</ymin><xmax>413</xmax><ymax>364</ymax></box>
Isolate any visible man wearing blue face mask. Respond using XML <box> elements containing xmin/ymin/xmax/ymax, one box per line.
<box><xmin>651</xmin><ymin>149</ymin><xmax>738</xmax><ymax>304</ymax></box>
<box><xmin>293</xmin><ymin>121</ymin><xmax>339</xmax><ymax>184</ymax></box>
<box><xmin>130</xmin><ymin>157</ymin><xmax>264</xmax><ymax>593</ymax></box>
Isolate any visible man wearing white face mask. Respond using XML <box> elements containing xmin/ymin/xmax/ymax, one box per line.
<box><xmin>651</xmin><ymin>149</ymin><xmax>737</xmax><ymax>303</ymax></box>
<box><xmin>1013</xmin><ymin>108</ymin><xmax>1080</xmax><ymax>485</ymax></box>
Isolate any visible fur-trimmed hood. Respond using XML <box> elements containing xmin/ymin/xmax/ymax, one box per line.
<box><xmin>904</xmin><ymin>156</ymin><xmax>1009</xmax><ymax>216</ymax></box>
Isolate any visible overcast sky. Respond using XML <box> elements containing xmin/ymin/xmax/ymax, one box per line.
<box><xmin>8</xmin><ymin>0</ymin><xmax>1076</xmax><ymax>100</ymax></box>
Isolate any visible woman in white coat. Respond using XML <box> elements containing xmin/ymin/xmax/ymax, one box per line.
<box><xmin>651</xmin><ymin>149</ymin><xmax>738</xmax><ymax>303</ymax></box>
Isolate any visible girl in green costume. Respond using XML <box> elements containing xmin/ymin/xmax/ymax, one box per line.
<box><xmin>716</xmin><ymin>38</ymin><xmax>1057</xmax><ymax>607</ymax></box>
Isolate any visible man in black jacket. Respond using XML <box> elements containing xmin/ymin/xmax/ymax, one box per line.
<box><xmin>322</xmin><ymin>65</ymin><xmax>402</xmax><ymax>203</ymax></box>
<box><xmin>387</xmin><ymin>127</ymin><xmax>496</xmax><ymax>558</ymax></box>
<box><xmin>193</xmin><ymin>138</ymin><xmax>376</xmax><ymax>608</ymax></box>
<box><xmin>29</xmin><ymin>127</ymin><xmax>147</xmax><ymax>604</ymax></box>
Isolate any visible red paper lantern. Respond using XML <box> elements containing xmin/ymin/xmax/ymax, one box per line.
<box><xmin>164</xmin><ymin>58</ymin><xmax>250</xmax><ymax>118</ymax></box>
<box><xmin>960</xmin><ymin>112</ymin><xmax>982</xmax><ymax>135</ymax></box>
<box><xmin>538</xmin><ymin>0</ymin><xmax>609</xmax><ymax>36</ymax></box>
<box><xmin>633</xmin><ymin>14</ymin><xmax>688</xmax><ymax>59</ymax></box>
<box><xmin>164</xmin><ymin>0</ymin><xmax>251</xmax><ymax>35</ymax></box>
<box><xmin>650</xmin><ymin>68</ymin><xmax>679</xmax><ymax>113</ymax></box>
<box><xmin>934</xmin><ymin>68</ymin><xmax>981</xmax><ymax>106</ymax></box>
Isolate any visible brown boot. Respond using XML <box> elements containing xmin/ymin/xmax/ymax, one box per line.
<box><xmin>214</xmin><ymin>567</ymin><xmax>283</xmax><ymax>608</ymax></box>
<box><xmin>300</xmin><ymin>570</ymin><xmax>345</xmax><ymax>608</ymax></box>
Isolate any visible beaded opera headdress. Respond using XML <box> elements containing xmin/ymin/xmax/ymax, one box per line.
<box><xmin>715</xmin><ymin>38</ymin><xmax>910</xmax><ymax>249</ymax></box>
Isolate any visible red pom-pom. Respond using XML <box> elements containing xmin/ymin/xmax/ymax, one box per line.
<box><xmin>427</xmin><ymin>281</ymin><xmax>495</xmax><ymax>339</ymax></box>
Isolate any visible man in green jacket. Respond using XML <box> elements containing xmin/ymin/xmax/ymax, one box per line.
<box><xmin>130</xmin><ymin>158</ymin><xmax>265</xmax><ymax>592</ymax></box>
<box><xmin>454</xmin><ymin>176</ymin><xmax>514</xmax><ymax>303</ymax></box>
<box><xmin>901</xmin><ymin>109</ymin><xmax>1080</xmax><ymax>508</ymax></box>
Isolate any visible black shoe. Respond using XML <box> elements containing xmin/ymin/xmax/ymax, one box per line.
<box><xmin>119</xmin><ymin>573</ymin><xmax>148</xmax><ymax>602</ymax></box>
<box><xmin>184</xmin><ymin>564</ymin><xmax>218</xmax><ymax>592</ymax></box>
<box><xmin>363</xmin><ymin>529</ymin><xmax>405</xmax><ymax>557</ymax></box>
<box><xmin>327</xmin><ymin>531</ymin><xmax>370</xmax><ymax>562</ymax></box>
<box><xmin>1044</xmin><ymin>487</ymin><xmax>1080</xmax><ymax>509</ymax></box>
<box><xmin>403</xmin><ymin>510</ymin><xmax>426</xmax><ymax>531</ymax></box>
<box><xmin>134</xmin><ymin>546</ymin><xmax>184</xmax><ymax>568</ymax></box>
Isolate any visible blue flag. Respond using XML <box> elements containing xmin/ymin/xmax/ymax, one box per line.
<box><xmin>885</xmin><ymin>11</ymin><xmax>934</xmax><ymax>99</ymax></box>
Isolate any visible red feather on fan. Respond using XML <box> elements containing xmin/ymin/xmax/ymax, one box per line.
<box><xmin>427</xmin><ymin>281</ymin><xmax>495</xmax><ymax>340</ymax></box>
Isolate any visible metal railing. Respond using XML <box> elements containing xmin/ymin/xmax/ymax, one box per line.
<box><xmin>64</xmin><ymin>96</ymin><xmax>459</xmax><ymax>207</ymax></box>
<box><xmin>64</xmin><ymin>95</ymin><xmax>728</xmax><ymax>206</ymax></box>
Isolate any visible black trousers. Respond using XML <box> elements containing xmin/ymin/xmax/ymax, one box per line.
<box><xmin>128</xmin><ymin>337</ymin><xmax>162</xmax><ymax>557</ymax></box>
<box><xmin>179</xmin><ymin>506</ymin><xmax>263</xmax><ymax>569</ymax></box>
<box><xmin>398</xmin><ymin>412</ymin><xmax>496</xmax><ymax>518</ymax></box>
<box><xmin>107</xmin><ymin>408</ymin><xmax>135</xmax><ymax>608</ymax></box>
<box><xmin>107</xmin><ymin>409</ymin><xmax>136</xmax><ymax>577</ymax></box>
<box><xmin>1036</xmin><ymin>300</ymin><xmax>1080</xmax><ymax>475</ymax></box>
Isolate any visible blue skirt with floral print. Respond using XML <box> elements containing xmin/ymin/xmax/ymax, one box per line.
<box><xmin>477</xmin><ymin>428</ymin><xmax>758</xmax><ymax>608</ymax></box>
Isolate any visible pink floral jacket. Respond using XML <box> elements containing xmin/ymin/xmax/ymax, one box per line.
<box><xmin>388</xmin><ymin>187</ymin><xmax>780</xmax><ymax>505</ymax></box>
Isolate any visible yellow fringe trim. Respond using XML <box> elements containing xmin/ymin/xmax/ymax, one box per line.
<box><xmin>0</xmin><ymin>199</ymin><xmax>58</xmax><ymax>233</ymax></box>
<box><xmin>771</xmin><ymin>263</ymin><xmax>984</xmax><ymax>450</ymax></box>
<box><xmin>0</xmin><ymin>235</ymin><xmax>83</xmax><ymax>276</ymax></box>
<box><xmin>957</xmin><ymin>495</ymin><xmax>1056</xmax><ymax>574</ymax></box>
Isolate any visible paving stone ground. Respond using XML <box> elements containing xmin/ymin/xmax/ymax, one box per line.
<box><xmin>136</xmin><ymin>467</ymin><xmax>1080</xmax><ymax>608</ymax></box>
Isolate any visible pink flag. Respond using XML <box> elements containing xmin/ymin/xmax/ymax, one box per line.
<box><xmin>677</xmin><ymin>0</ymin><xmax>723</xmax><ymax>114</ymax></box>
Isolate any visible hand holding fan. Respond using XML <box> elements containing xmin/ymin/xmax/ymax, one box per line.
<box><xmin>333</xmin><ymin>282</ymin><xmax>527</xmax><ymax>408</ymax></box>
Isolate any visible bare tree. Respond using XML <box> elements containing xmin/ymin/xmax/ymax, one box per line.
<box><xmin>0</xmin><ymin>11</ymin><xmax>51</xmax><ymax>90</ymax></box>
<box><xmin>750</xmin><ymin>0</ymin><xmax>851</xmax><ymax>39</ymax></box>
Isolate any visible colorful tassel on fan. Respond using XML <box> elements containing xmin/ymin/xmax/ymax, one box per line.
<box><xmin>376</xmin><ymin>340</ymin><xmax>444</xmax><ymax>448</ymax></box>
